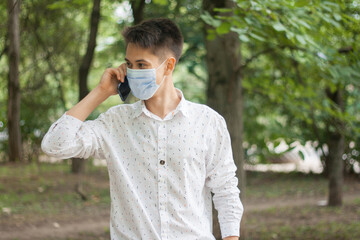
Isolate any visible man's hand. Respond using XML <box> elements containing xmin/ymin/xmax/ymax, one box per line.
<box><xmin>65</xmin><ymin>63</ymin><xmax>127</xmax><ymax>122</ymax></box>
<box><xmin>223</xmin><ymin>236</ymin><xmax>239</xmax><ymax>240</ymax></box>
<box><xmin>98</xmin><ymin>63</ymin><xmax>127</xmax><ymax>96</ymax></box>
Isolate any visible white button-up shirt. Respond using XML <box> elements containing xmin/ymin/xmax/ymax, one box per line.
<box><xmin>41</xmin><ymin>88</ymin><xmax>243</xmax><ymax>240</ymax></box>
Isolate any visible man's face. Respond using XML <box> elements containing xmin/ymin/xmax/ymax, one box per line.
<box><xmin>125</xmin><ymin>43</ymin><xmax>166</xmax><ymax>86</ymax></box>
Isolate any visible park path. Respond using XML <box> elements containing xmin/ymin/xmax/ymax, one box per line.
<box><xmin>1</xmin><ymin>193</ymin><xmax>359</xmax><ymax>240</ymax></box>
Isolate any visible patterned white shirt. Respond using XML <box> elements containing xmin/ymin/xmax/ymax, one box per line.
<box><xmin>41</xmin><ymin>88</ymin><xmax>244</xmax><ymax>240</ymax></box>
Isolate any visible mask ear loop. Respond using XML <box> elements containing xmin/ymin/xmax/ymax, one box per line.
<box><xmin>156</xmin><ymin>58</ymin><xmax>169</xmax><ymax>70</ymax></box>
<box><xmin>157</xmin><ymin>75</ymin><xmax>167</xmax><ymax>87</ymax></box>
<box><xmin>155</xmin><ymin>58</ymin><xmax>169</xmax><ymax>86</ymax></box>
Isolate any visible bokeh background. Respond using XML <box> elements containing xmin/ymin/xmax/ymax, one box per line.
<box><xmin>1</xmin><ymin>0</ymin><xmax>360</xmax><ymax>239</ymax></box>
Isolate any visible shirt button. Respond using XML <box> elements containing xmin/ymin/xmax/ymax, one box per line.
<box><xmin>160</xmin><ymin>160</ymin><xmax>165</xmax><ymax>165</ymax></box>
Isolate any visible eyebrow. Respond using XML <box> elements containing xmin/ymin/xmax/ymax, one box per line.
<box><xmin>125</xmin><ymin>58</ymin><xmax>151</xmax><ymax>64</ymax></box>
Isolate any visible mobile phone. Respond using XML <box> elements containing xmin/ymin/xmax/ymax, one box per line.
<box><xmin>117</xmin><ymin>76</ymin><xmax>131</xmax><ymax>101</ymax></box>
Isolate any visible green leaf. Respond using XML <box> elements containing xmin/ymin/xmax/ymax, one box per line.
<box><xmin>73</xmin><ymin>0</ymin><xmax>88</xmax><ymax>5</ymax></box>
<box><xmin>244</xmin><ymin>17</ymin><xmax>253</xmax><ymax>25</ymax></box>
<box><xmin>47</xmin><ymin>1</ymin><xmax>68</xmax><ymax>10</ymax></box>
<box><xmin>213</xmin><ymin>7</ymin><xmax>233</xmax><ymax>13</ymax></box>
<box><xmin>296</xmin><ymin>35</ymin><xmax>306</xmax><ymax>45</ymax></box>
<box><xmin>349</xmin><ymin>68</ymin><xmax>360</xmax><ymax>78</ymax></box>
<box><xmin>239</xmin><ymin>34</ymin><xmax>250</xmax><ymax>42</ymax></box>
<box><xmin>273</xmin><ymin>22</ymin><xmax>286</xmax><ymax>32</ymax></box>
<box><xmin>206</xmin><ymin>34</ymin><xmax>216</xmax><ymax>41</ymax></box>
<box><xmin>321</xmin><ymin>13</ymin><xmax>341</xmax><ymax>28</ymax></box>
<box><xmin>230</xmin><ymin>26</ymin><xmax>247</xmax><ymax>34</ymax></box>
<box><xmin>206</xmin><ymin>29</ymin><xmax>217</xmax><ymax>40</ymax></box>
<box><xmin>298</xmin><ymin>150</ymin><xmax>305</xmax><ymax>160</ymax></box>
<box><xmin>200</xmin><ymin>12</ymin><xmax>221</xmax><ymax>27</ymax></box>
<box><xmin>285</xmin><ymin>31</ymin><xmax>294</xmax><ymax>39</ymax></box>
<box><xmin>249</xmin><ymin>32</ymin><xmax>266</xmax><ymax>42</ymax></box>
<box><xmin>333</xmin><ymin>13</ymin><xmax>342</xmax><ymax>21</ymax></box>
<box><xmin>273</xmin><ymin>139</ymin><xmax>281</xmax><ymax>148</ymax></box>
<box><xmin>284</xmin><ymin>146</ymin><xmax>296</xmax><ymax>153</ymax></box>
<box><xmin>216</xmin><ymin>21</ymin><xmax>231</xmax><ymax>35</ymax></box>
<box><xmin>153</xmin><ymin>0</ymin><xmax>168</xmax><ymax>6</ymax></box>
<box><xmin>295</xmin><ymin>0</ymin><xmax>310</xmax><ymax>7</ymax></box>
<box><xmin>297</xmin><ymin>19</ymin><xmax>311</xmax><ymax>30</ymax></box>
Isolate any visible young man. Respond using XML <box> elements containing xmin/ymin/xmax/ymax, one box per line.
<box><xmin>41</xmin><ymin>18</ymin><xmax>243</xmax><ymax>240</ymax></box>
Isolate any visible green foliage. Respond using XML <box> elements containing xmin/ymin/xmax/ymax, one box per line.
<box><xmin>152</xmin><ymin>0</ymin><xmax>169</xmax><ymax>6</ymax></box>
<box><xmin>0</xmin><ymin>0</ymin><xmax>95</xmax><ymax>160</ymax></box>
<box><xmin>216</xmin><ymin>21</ymin><xmax>231</xmax><ymax>34</ymax></box>
<box><xmin>202</xmin><ymin>0</ymin><xmax>360</xmax><ymax>166</ymax></box>
<box><xmin>46</xmin><ymin>0</ymin><xmax>90</xmax><ymax>10</ymax></box>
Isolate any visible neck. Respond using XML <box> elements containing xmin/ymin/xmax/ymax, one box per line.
<box><xmin>144</xmin><ymin>75</ymin><xmax>181</xmax><ymax>119</ymax></box>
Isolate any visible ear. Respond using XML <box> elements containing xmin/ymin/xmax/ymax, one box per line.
<box><xmin>164</xmin><ymin>57</ymin><xmax>176</xmax><ymax>75</ymax></box>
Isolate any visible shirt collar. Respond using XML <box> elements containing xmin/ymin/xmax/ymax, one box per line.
<box><xmin>131</xmin><ymin>88</ymin><xmax>189</xmax><ymax>119</ymax></box>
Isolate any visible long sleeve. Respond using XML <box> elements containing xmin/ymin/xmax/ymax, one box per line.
<box><xmin>205</xmin><ymin>115</ymin><xmax>244</xmax><ymax>239</ymax></box>
<box><xmin>41</xmin><ymin>110</ymin><xmax>111</xmax><ymax>160</ymax></box>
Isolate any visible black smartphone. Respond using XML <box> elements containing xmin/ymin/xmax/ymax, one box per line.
<box><xmin>117</xmin><ymin>76</ymin><xmax>131</xmax><ymax>101</ymax></box>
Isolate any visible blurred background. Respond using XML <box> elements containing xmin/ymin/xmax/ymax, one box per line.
<box><xmin>1</xmin><ymin>0</ymin><xmax>360</xmax><ymax>239</ymax></box>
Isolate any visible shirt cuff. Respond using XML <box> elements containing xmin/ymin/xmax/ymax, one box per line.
<box><xmin>220</xmin><ymin>221</ymin><xmax>240</xmax><ymax>239</ymax></box>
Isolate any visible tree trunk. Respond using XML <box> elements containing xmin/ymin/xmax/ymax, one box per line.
<box><xmin>78</xmin><ymin>0</ymin><xmax>101</xmax><ymax>102</ymax></box>
<box><xmin>72</xmin><ymin>0</ymin><xmax>101</xmax><ymax>174</ymax></box>
<box><xmin>130</xmin><ymin>0</ymin><xmax>146</xmax><ymax>25</ymax></box>
<box><xmin>7</xmin><ymin>0</ymin><xmax>23</xmax><ymax>162</ymax></box>
<box><xmin>203</xmin><ymin>0</ymin><xmax>246</xmax><ymax>238</ymax></box>
<box><xmin>325</xmin><ymin>87</ymin><xmax>345</xmax><ymax>206</ymax></box>
<box><xmin>72</xmin><ymin>158</ymin><xmax>86</xmax><ymax>173</ymax></box>
<box><xmin>123</xmin><ymin>0</ymin><xmax>147</xmax><ymax>104</ymax></box>
<box><xmin>326</xmin><ymin>131</ymin><xmax>344</xmax><ymax>206</ymax></box>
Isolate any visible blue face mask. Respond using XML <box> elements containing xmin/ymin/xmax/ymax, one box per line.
<box><xmin>126</xmin><ymin>58</ymin><xmax>168</xmax><ymax>100</ymax></box>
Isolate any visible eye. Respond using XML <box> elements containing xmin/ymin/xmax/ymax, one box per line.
<box><xmin>126</xmin><ymin>62</ymin><xmax>131</xmax><ymax>68</ymax></box>
<box><xmin>138</xmin><ymin>63</ymin><xmax>145</xmax><ymax>68</ymax></box>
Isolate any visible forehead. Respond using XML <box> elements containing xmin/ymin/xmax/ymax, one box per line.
<box><xmin>125</xmin><ymin>43</ymin><xmax>160</xmax><ymax>63</ymax></box>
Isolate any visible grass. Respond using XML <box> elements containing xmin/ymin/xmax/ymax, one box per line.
<box><xmin>245</xmin><ymin>170</ymin><xmax>359</xmax><ymax>202</ymax></box>
<box><xmin>246</xmin><ymin>171</ymin><xmax>328</xmax><ymax>199</ymax></box>
<box><xmin>247</xmin><ymin>222</ymin><xmax>360</xmax><ymax>240</ymax></box>
<box><xmin>243</xmin><ymin>171</ymin><xmax>360</xmax><ymax>240</ymax></box>
<box><xmin>0</xmin><ymin>160</ymin><xmax>110</xmax><ymax>218</ymax></box>
<box><xmin>245</xmin><ymin>204</ymin><xmax>360</xmax><ymax>240</ymax></box>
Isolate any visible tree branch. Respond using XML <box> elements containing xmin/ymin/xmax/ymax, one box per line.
<box><xmin>241</xmin><ymin>48</ymin><xmax>275</xmax><ymax>69</ymax></box>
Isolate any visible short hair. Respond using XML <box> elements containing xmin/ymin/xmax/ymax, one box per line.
<box><xmin>122</xmin><ymin>18</ymin><xmax>184</xmax><ymax>64</ymax></box>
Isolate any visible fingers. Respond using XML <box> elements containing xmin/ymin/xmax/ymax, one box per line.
<box><xmin>118</xmin><ymin>63</ymin><xmax>127</xmax><ymax>82</ymax></box>
<box><xmin>104</xmin><ymin>63</ymin><xmax>127</xmax><ymax>84</ymax></box>
<box><xmin>110</xmin><ymin>68</ymin><xmax>120</xmax><ymax>82</ymax></box>
<box><xmin>108</xmin><ymin>67</ymin><xmax>123</xmax><ymax>83</ymax></box>
<box><xmin>114</xmin><ymin>68</ymin><xmax>123</xmax><ymax>83</ymax></box>
<box><xmin>120</xmin><ymin>63</ymin><xmax>127</xmax><ymax>75</ymax></box>
<box><xmin>115</xmin><ymin>63</ymin><xmax>127</xmax><ymax>83</ymax></box>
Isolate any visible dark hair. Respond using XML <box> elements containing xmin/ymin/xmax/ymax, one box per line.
<box><xmin>122</xmin><ymin>18</ymin><xmax>183</xmax><ymax>64</ymax></box>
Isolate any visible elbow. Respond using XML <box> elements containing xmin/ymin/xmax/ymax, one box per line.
<box><xmin>41</xmin><ymin>136</ymin><xmax>87</xmax><ymax>159</ymax></box>
<box><xmin>41</xmin><ymin>135</ymin><xmax>56</xmax><ymax>157</ymax></box>
<box><xmin>40</xmin><ymin>135</ymin><xmax>65</xmax><ymax>158</ymax></box>
<box><xmin>41</xmin><ymin>136</ymin><xmax>50</xmax><ymax>154</ymax></box>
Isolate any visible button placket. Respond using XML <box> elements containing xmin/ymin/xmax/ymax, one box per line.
<box><xmin>157</xmin><ymin>121</ymin><xmax>169</xmax><ymax>239</ymax></box>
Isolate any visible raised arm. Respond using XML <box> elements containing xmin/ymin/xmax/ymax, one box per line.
<box><xmin>41</xmin><ymin>64</ymin><xmax>127</xmax><ymax>159</ymax></box>
<box><xmin>66</xmin><ymin>63</ymin><xmax>127</xmax><ymax>121</ymax></box>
